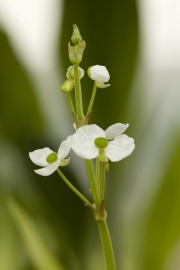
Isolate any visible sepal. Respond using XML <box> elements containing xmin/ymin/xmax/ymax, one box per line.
<box><xmin>96</xmin><ymin>82</ymin><xmax>110</xmax><ymax>89</ymax></box>
<box><xmin>60</xmin><ymin>158</ymin><xmax>70</xmax><ymax>167</ymax></box>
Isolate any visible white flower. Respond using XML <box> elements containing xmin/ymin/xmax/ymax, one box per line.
<box><xmin>68</xmin><ymin>123</ymin><xmax>135</xmax><ymax>162</ymax></box>
<box><xmin>29</xmin><ymin>140</ymin><xmax>71</xmax><ymax>176</ymax></box>
<box><xmin>87</xmin><ymin>65</ymin><xmax>110</xmax><ymax>88</ymax></box>
<box><xmin>66</xmin><ymin>66</ymin><xmax>84</xmax><ymax>80</ymax></box>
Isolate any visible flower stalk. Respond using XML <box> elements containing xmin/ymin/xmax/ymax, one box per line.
<box><xmin>101</xmin><ymin>161</ymin><xmax>106</xmax><ymax>201</ymax></box>
<box><xmin>67</xmin><ymin>92</ymin><xmax>76</xmax><ymax>115</ymax></box>
<box><xmin>57</xmin><ymin>168</ymin><xmax>92</xmax><ymax>207</ymax></box>
<box><xmin>87</xmin><ymin>82</ymin><xmax>97</xmax><ymax>115</ymax></box>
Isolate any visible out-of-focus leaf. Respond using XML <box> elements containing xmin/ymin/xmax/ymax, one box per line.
<box><xmin>0</xmin><ymin>31</ymin><xmax>43</xmax><ymax>148</ymax></box>
<box><xmin>142</xmin><ymin>140</ymin><xmax>180</xmax><ymax>270</ymax></box>
<box><xmin>60</xmin><ymin>0</ymin><xmax>138</xmax><ymax>128</ymax></box>
<box><xmin>7</xmin><ymin>198</ymin><xmax>66</xmax><ymax>270</ymax></box>
<box><xmin>0</xmin><ymin>204</ymin><xmax>22</xmax><ymax>270</ymax></box>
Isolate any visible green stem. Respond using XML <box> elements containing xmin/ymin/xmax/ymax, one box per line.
<box><xmin>96</xmin><ymin>157</ymin><xmax>101</xmax><ymax>193</ymax></box>
<box><xmin>101</xmin><ymin>161</ymin><xmax>106</xmax><ymax>200</ymax></box>
<box><xmin>73</xmin><ymin>64</ymin><xmax>84</xmax><ymax>120</ymax></box>
<box><xmin>84</xmin><ymin>159</ymin><xmax>100</xmax><ymax>207</ymax></box>
<box><xmin>67</xmin><ymin>92</ymin><xmax>76</xmax><ymax>115</ymax></box>
<box><xmin>56</xmin><ymin>168</ymin><xmax>91</xmax><ymax>206</ymax></box>
<box><xmin>86</xmin><ymin>82</ymin><xmax>97</xmax><ymax>115</ymax></box>
<box><xmin>97</xmin><ymin>220</ymin><xmax>116</xmax><ymax>270</ymax></box>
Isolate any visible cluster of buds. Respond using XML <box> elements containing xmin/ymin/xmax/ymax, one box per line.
<box><xmin>68</xmin><ymin>24</ymin><xmax>86</xmax><ymax>64</ymax></box>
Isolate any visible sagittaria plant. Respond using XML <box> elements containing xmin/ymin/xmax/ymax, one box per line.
<box><xmin>29</xmin><ymin>25</ymin><xmax>135</xmax><ymax>270</ymax></box>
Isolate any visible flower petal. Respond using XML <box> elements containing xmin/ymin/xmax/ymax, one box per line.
<box><xmin>68</xmin><ymin>133</ymin><xmax>98</xmax><ymax>159</ymax></box>
<box><xmin>29</xmin><ymin>148</ymin><xmax>53</xmax><ymax>166</ymax></box>
<box><xmin>35</xmin><ymin>159</ymin><xmax>60</xmax><ymax>176</ymax></box>
<box><xmin>90</xmin><ymin>65</ymin><xmax>110</xmax><ymax>82</ymax></box>
<box><xmin>58</xmin><ymin>140</ymin><xmax>71</xmax><ymax>159</ymax></box>
<box><xmin>105</xmin><ymin>134</ymin><xmax>135</xmax><ymax>162</ymax></box>
<box><xmin>105</xmin><ymin>123</ymin><xmax>129</xmax><ymax>140</ymax></box>
<box><xmin>76</xmin><ymin>125</ymin><xmax>105</xmax><ymax>140</ymax></box>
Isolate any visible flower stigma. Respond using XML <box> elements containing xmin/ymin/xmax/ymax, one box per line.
<box><xmin>94</xmin><ymin>137</ymin><xmax>108</xmax><ymax>149</ymax></box>
<box><xmin>46</xmin><ymin>152</ymin><xmax>58</xmax><ymax>163</ymax></box>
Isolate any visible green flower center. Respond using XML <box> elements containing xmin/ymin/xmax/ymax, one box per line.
<box><xmin>94</xmin><ymin>137</ymin><xmax>108</xmax><ymax>149</ymax></box>
<box><xmin>46</xmin><ymin>152</ymin><xmax>58</xmax><ymax>163</ymax></box>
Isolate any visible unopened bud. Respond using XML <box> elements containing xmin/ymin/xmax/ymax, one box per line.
<box><xmin>68</xmin><ymin>40</ymin><xmax>86</xmax><ymax>64</ymax></box>
<box><xmin>71</xmin><ymin>24</ymin><xmax>82</xmax><ymax>45</ymax></box>
<box><xmin>88</xmin><ymin>65</ymin><xmax>110</xmax><ymax>88</ymax></box>
<box><xmin>61</xmin><ymin>79</ymin><xmax>74</xmax><ymax>93</ymax></box>
<box><xmin>66</xmin><ymin>66</ymin><xmax>84</xmax><ymax>80</ymax></box>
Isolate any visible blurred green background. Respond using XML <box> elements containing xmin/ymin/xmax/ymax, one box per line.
<box><xmin>0</xmin><ymin>1</ymin><xmax>179</xmax><ymax>269</ymax></box>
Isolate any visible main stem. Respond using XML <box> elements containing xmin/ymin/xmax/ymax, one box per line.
<box><xmin>74</xmin><ymin>62</ymin><xmax>116</xmax><ymax>270</ymax></box>
<box><xmin>97</xmin><ymin>220</ymin><xmax>116</xmax><ymax>270</ymax></box>
<box><xmin>85</xmin><ymin>160</ymin><xmax>116</xmax><ymax>270</ymax></box>
<box><xmin>73</xmin><ymin>64</ymin><xmax>84</xmax><ymax>120</ymax></box>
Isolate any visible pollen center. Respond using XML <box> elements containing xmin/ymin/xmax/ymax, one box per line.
<box><xmin>46</xmin><ymin>152</ymin><xmax>58</xmax><ymax>163</ymax></box>
<box><xmin>94</xmin><ymin>137</ymin><xmax>108</xmax><ymax>148</ymax></box>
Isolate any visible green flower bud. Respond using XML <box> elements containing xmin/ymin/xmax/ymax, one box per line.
<box><xmin>46</xmin><ymin>152</ymin><xmax>58</xmax><ymax>163</ymax></box>
<box><xmin>61</xmin><ymin>79</ymin><xmax>74</xmax><ymax>93</ymax></box>
<box><xmin>71</xmin><ymin>24</ymin><xmax>82</xmax><ymax>45</ymax></box>
<box><xmin>68</xmin><ymin>40</ymin><xmax>86</xmax><ymax>64</ymax></box>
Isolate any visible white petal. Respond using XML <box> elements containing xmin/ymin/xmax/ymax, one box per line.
<box><xmin>35</xmin><ymin>159</ymin><xmax>60</xmax><ymax>176</ymax></box>
<box><xmin>79</xmin><ymin>67</ymin><xmax>85</xmax><ymax>79</ymax></box>
<box><xmin>68</xmin><ymin>133</ymin><xmax>98</xmax><ymax>159</ymax></box>
<box><xmin>105</xmin><ymin>134</ymin><xmax>135</xmax><ymax>162</ymax></box>
<box><xmin>105</xmin><ymin>123</ymin><xmax>129</xmax><ymax>140</ymax></box>
<box><xmin>90</xmin><ymin>65</ymin><xmax>110</xmax><ymax>82</ymax></box>
<box><xmin>76</xmin><ymin>125</ymin><xmax>105</xmax><ymax>141</ymax></box>
<box><xmin>29</xmin><ymin>147</ymin><xmax>53</xmax><ymax>166</ymax></box>
<box><xmin>58</xmin><ymin>140</ymin><xmax>71</xmax><ymax>159</ymax></box>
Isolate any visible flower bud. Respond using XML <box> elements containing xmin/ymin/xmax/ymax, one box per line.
<box><xmin>66</xmin><ymin>66</ymin><xmax>84</xmax><ymax>80</ymax></box>
<box><xmin>68</xmin><ymin>40</ymin><xmax>86</xmax><ymax>64</ymax></box>
<box><xmin>61</xmin><ymin>79</ymin><xmax>74</xmax><ymax>93</ymax></box>
<box><xmin>88</xmin><ymin>65</ymin><xmax>110</xmax><ymax>83</ymax></box>
<box><xmin>71</xmin><ymin>24</ymin><xmax>82</xmax><ymax>45</ymax></box>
